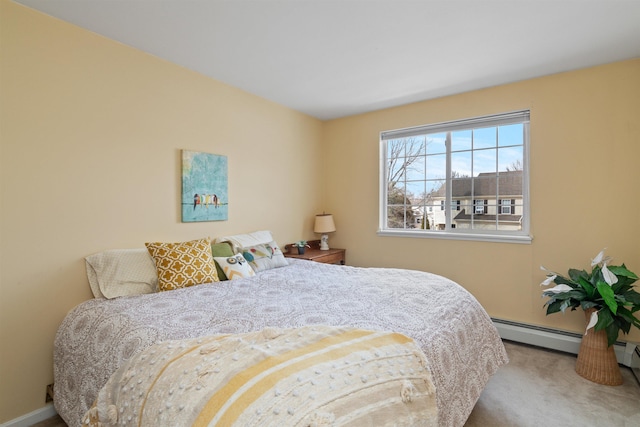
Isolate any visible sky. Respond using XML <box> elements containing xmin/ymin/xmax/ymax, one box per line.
<box><xmin>389</xmin><ymin>123</ymin><xmax>524</xmax><ymax>198</ymax></box>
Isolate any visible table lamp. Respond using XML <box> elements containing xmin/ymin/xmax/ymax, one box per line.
<box><xmin>314</xmin><ymin>213</ymin><xmax>336</xmax><ymax>250</ymax></box>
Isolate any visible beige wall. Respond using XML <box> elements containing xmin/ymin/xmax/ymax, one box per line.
<box><xmin>0</xmin><ymin>2</ymin><xmax>324</xmax><ymax>422</ymax></box>
<box><xmin>2</xmin><ymin>1</ymin><xmax>640</xmax><ymax>423</ymax></box>
<box><xmin>324</xmin><ymin>59</ymin><xmax>640</xmax><ymax>340</ymax></box>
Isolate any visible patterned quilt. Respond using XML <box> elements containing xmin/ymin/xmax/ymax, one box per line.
<box><xmin>54</xmin><ymin>259</ymin><xmax>507</xmax><ymax>426</ymax></box>
<box><xmin>83</xmin><ymin>326</ymin><xmax>438</xmax><ymax>427</ymax></box>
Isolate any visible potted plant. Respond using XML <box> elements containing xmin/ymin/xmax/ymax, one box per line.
<box><xmin>292</xmin><ymin>240</ymin><xmax>311</xmax><ymax>255</ymax></box>
<box><xmin>540</xmin><ymin>248</ymin><xmax>640</xmax><ymax>385</ymax></box>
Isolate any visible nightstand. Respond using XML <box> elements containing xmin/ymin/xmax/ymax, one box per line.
<box><xmin>284</xmin><ymin>240</ymin><xmax>346</xmax><ymax>265</ymax></box>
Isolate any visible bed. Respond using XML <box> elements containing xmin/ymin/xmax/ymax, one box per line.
<box><xmin>54</xmin><ymin>234</ymin><xmax>508</xmax><ymax>427</ymax></box>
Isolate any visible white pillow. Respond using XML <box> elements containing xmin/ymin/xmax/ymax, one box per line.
<box><xmin>214</xmin><ymin>230</ymin><xmax>274</xmax><ymax>253</ymax></box>
<box><xmin>85</xmin><ymin>249</ymin><xmax>158</xmax><ymax>298</ymax></box>
<box><xmin>213</xmin><ymin>254</ymin><xmax>256</xmax><ymax>280</ymax></box>
<box><xmin>239</xmin><ymin>240</ymin><xmax>289</xmax><ymax>272</ymax></box>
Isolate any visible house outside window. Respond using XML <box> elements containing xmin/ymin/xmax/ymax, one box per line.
<box><xmin>379</xmin><ymin>110</ymin><xmax>531</xmax><ymax>243</ymax></box>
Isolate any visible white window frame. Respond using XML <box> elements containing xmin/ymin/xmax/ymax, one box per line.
<box><xmin>378</xmin><ymin>110</ymin><xmax>532</xmax><ymax>244</ymax></box>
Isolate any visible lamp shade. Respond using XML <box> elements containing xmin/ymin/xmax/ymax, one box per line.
<box><xmin>314</xmin><ymin>214</ymin><xmax>336</xmax><ymax>233</ymax></box>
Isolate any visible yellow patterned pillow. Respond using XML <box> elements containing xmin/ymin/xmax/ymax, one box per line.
<box><xmin>145</xmin><ymin>238</ymin><xmax>218</xmax><ymax>291</ymax></box>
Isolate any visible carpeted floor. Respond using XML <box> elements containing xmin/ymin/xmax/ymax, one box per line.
<box><xmin>33</xmin><ymin>340</ymin><xmax>640</xmax><ymax>427</ymax></box>
<box><xmin>465</xmin><ymin>340</ymin><xmax>640</xmax><ymax>427</ymax></box>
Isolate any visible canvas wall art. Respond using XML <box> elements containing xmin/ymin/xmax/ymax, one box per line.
<box><xmin>181</xmin><ymin>150</ymin><xmax>228</xmax><ymax>222</ymax></box>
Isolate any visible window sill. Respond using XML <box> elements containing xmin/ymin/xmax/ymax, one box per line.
<box><xmin>377</xmin><ymin>229</ymin><xmax>533</xmax><ymax>244</ymax></box>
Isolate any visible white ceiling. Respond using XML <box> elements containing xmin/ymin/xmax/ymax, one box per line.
<box><xmin>15</xmin><ymin>0</ymin><xmax>640</xmax><ymax>120</ymax></box>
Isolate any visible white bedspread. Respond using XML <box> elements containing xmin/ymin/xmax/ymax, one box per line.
<box><xmin>54</xmin><ymin>259</ymin><xmax>507</xmax><ymax>427</ymax></box>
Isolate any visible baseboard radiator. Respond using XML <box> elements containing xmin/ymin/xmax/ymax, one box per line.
<box><xmin>492</xmin><ymin>318</ymin><xmax>640</xmax><ymax>382</ymax></box>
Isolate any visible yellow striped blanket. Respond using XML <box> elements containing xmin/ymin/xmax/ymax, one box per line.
<box><xmin>82</xmin><ymin>326</ymin><xmax>437</xmax><ymax>426</ymax></box>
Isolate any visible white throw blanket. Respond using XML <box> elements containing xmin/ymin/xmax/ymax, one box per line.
<box><xmin>83</xmin><ymin>326</ymin><xmax>438</xmax><ymax>427</ymax></box>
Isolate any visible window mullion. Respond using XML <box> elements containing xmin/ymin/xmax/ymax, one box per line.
<box><xmin>495</xmin><ymin>126</ymin><xmax>499</xmax><ymax>230</ymax></box>
<box><xmin>470</xmin><ymin>130</ymin><xmax>474</xmax><ymax>229</ymax></box>
<box><xmin>445</xmin><ymin>132</ymin><xmax>452</xmax><ymax>231</ymax></box>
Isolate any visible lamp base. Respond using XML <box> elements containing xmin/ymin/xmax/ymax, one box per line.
<box><xmin>319</xmin><ymin>234</ymin><xmax>330</xmax><ymax>250</ymax></box>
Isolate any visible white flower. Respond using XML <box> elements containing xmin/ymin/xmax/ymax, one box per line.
<box><xmin>585</xmin><ymin>310</ymin><xmax>598</xmax><ymax>335</ymax></box>
<box><xmin>543</xmin><ymin>284</ymin><xmax>573</xmax><ymax>294</ymax></box>
<box><xmin>591</xmin><ymin>249</ymin><xmax>606</xmax><ymax>267</ymax></box>
<box><xmin>540</xmin><ymin>274</ymin><xmax>557</xmax><ymax>287</ymax></box>
<box><xmin>540</xmin><ymin>265</ymin><xmax>556</xmax><ymax>274</ymax></box>
<box><xmin>590</xmin><ymin>248</ymin><xmax>612</xmax><ymax>267</ymax></box>
<box><xmin>602</xmin><ymin>263</ymin><xmax>619</xmax><ymax>286</ymax></box>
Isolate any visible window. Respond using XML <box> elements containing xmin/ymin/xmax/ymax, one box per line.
<box><xmin>500</xmin><ymin>199</ymin><xmax>514</xmax><ymax>214</ymax></box>
<box><xmin>379</xmin><ymin>110</ymin><xmax>530</xmax><ymax>243</ymax></box>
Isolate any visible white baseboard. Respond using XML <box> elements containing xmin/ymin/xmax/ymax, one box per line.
<box><xmin>492</xmin><ymin>318</ymin><xmax>640</xmax><ymax>369</ymax></box>
<box><xmin>0</xmin><ymin>403</ymin><xmax>57</xmax><ymax>427</ymax></box>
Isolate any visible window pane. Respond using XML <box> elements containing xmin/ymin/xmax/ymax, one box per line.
<box><xmin>426</xmin><ymin>154</ymin><xmax>446</xmax><ymax>180</ymax></box>
<box><xmin>451</xmin><ymin>151</ymin><xmax>472</xmax><ymax>178</ymax></box>
<box><xmin>498</xmin><ymin>124</ymin><xmax>523</xmax><ymax>147</ymax></box>
<box><xmin>428</xmin><ymin>200</ymin><xmax>446</xmax><ymax>231</ymax></box>
<box><xmin>387</xmin><ymin>206</ymin><xmax>409</xmax><ymax>229</ymax></box>
<box><xmin>387</xmin><ymin>160</ymin><xmax>405</xmax><ymax>184</ymax></box>
<box><xmin>387</xmin><ymin>139</ymin><xmax>405</xmax><ymax>158</ymax></box>
<box><xmin>451</xmin><ymin>177</ymin><xmax>471</xmax><ymax>200</ymax></box>
<box><xmin>472</xmin><ymin>177</ymin><xmax>495</xmax><ymax>201</ymax></box>
<box><xmin>405</xmin><ymin>155</ymin><xmax>426</xmax><ymax>181</ymax></box>
<box><xmin>405</xmin><ymin>136</ymin><xmax>426</xmax><ymax>156</ymax></box>
<box><xmin>405</xmin><ymin>180</ymin><xmax>424</xmax><ymax>199</ymax></box>
<box><xmin>498</xmin><ymin>146</ymin><xmax>523</xmax><ymax>172</ymax></box>
<box><xmin>473</xmin><ymin>127</ymin><xmax>496</xmax><ymax>149</ymax></box>
<box><xmin>452</xmin><ymin>130</ymin><xmax>472</xmax><ymax>152</ymax></box>
<box><xmin>411</xmin><ymin>205</ymin><xmax>428</xmax><ymax>229</ymax></box>
<box><xmin>387</xmin><ymin>184</ymin><xmax>407</xmax><ymax>205</ymax></box>
<box><xmin>497</xmin><ymin>170</ymin><xmax>522</xmax><ymax>199</ymax></box>
<box><xmin>426</xmin><ymin>133</ymin><xmax>446</xmax><ymax>154</ymax></box>
<box><xmin>473</xmin><ymin>148</ymin><xmax>496</xmax><ymax>176</ymax></box>
<box><xmin>459</xmin><ymin>199</ymin><xmax>473</xmax><ymax>214</ymax></box>
<box><xmin>425</xmin><ymin>179</ymin><xmax>445</xmax><ymax>195</ymax></box>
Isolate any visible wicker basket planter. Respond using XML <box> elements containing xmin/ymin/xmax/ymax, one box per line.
<box><xmin>575</xmin><ymin>308</ymin><xmax>623</xmax><ymax>386</ymax></box>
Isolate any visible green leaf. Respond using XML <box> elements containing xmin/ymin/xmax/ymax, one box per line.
<box><xmin>596</xmin><ymin>281</ymin><xmax>618</xmax><ymax>315</ymax></box>
<box><xmin>544</xmin><ymin>290</ymin><xmax>584</xmax><ymax>301</ymax></box>
<box><xmin>622</xmin><ymin>289</ymin><xmax>640</xmax><ymax>306</ymax></box>
<box><xmin>590</xmin><ymin>265</ymin><xmax>602</xmax><ymax>286</ymax></box>
<box><xmin>577</xmin><ymin>276</ymin><xmax>595</xmax><ymax>298</ymax></box>
<box><xmin>580</xmin><ymin>301</ymin><xmax>599</xmax><ymax>310</ymax></box>
<box><xmin>608</xmin><ymin>265</ymin><xmax>639</xmax><ymax>281</ymax></box>
<box><xmin>615</xmin><ymin>304</ymin><xmax>640</xmax><ymax>328</ymax></box>
<box><xmin>605</xmin><ymin>321</ymin><xmax>620</xmax><ymax>346</ymax></box>
<box><xmin>545</xmin><ymin>300</ymin><xmax>564</xmax><ymax>315</ymax></box>
<box><xmin>612</xmin><ymin>280</ymin><xmax>633</xmax><ymax>294</ymax></box>
<box><xmin>595</xmin><ymin>308</ymin><xmax>614</xmax><ymax>330</ymax></box>
<box><xmin>568</xmin><ymin>268</ymin><xmax>588</xmax><ymax>283</ymax></box>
